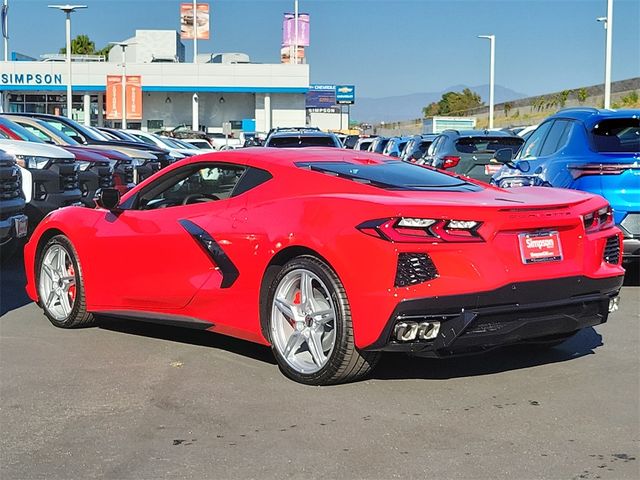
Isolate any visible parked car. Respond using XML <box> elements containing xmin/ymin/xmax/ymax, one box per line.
<box><xmin>353</xmin><ymin>136</ymin><xmax>377</xmax><ymax>151</ymax></box>
<box><xmin>382</xmin><ymin>136</ymin><xmax>412</xmax><ymax>158</ymax></box>
<box><xmin>180</xmin><ymin>138</ymin><xmax>215</xmax><ymax>150</ymax></box>
<box><xmin>492</xmin><ymin>108</ymin><xmax>640</xmax><ymax>264</ymax></box>
<box><xmin>0</xmin><ymin>116</ymin><xmax>115</xmax><ymax>208</ymax></box>
<box><xmin>422</xmin><ymin>129</ymin><xmax>524</xmax><ymax>182</ymax></box>
<box><xmin>5</xmin><ymin>115</ymin><xmax>135</xmax><ymax>195</ymax></box>
<box><xmin>9</xmin><ymin>113</ymin><xmax>173</xmax><ymax>170</ymax></box>
<box><xmin>401</xmin><ymin>134</ymin><xmax>438</xmax><ymax>162</ymax></box>
<box><xmin>264</xmin><ymin>131</ymin><xmax>342</xmax><ymax>148</ymax></box>
<box><xmin>24</xmin><ymin>148</ymin><xmax>623</xmax><ymax>385</ymax></box>
<box><xmin>204</xmin><ymin>132</ymin><xmax>243</xmax><ymax>150</ymax></box>
<box><xmin>122</xmin><ymin>129</ymin><xmax>201</xmax><ymax>158</ymax></box>
<box><xmin>0</xmin><ymin>138</ymin><xmax>80</xmax><ymax>226</ymax></box>
<box><xmin>343</xmin><ymin>134</ymin><xmax>360</xmax><ymax>149</ymax></box>
<box><xmin>0</xmin><ymin>149</ymin><xmax>28</xmax><ymax>260</ymax></box>
<box><xmin>517</xmin><ymin>125</ymin><xmax>539</xmax><ymax>141</ymax></box>
<box><xmin>368</xmin><ymin>136</ymin><xmax>390</xmax><ymax>154</ymax></box>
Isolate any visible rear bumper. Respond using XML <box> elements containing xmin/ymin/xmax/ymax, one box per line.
<box><xmin>363</xmin><ymin>275</ymin><xmax>624</xmax><ymax>356</ymax></box>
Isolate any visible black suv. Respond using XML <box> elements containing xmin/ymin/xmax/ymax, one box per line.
<box><xmin>264</xmin><ymin>131</ymin><xmax>342</xmax><ymax>148</ymax></box>
<box><xmin>0</xmin><ymin>150</ymin><xmax>28</xmax><ymax>259</ymax></box>
<box><xmin>421</xmin><ymin>130</ymin><xmax>524</xmax><ymax>182</ymax></box>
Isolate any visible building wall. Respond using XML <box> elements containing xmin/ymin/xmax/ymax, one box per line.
<box><xmin>143</xmin><ymin>92</ymin><xmax>256</xmax><ymax>130</ymax></box>
<box><xmin>308</xmin><ymin>111</ymin><xmax>350</xmax><ymax>131</ymax></box>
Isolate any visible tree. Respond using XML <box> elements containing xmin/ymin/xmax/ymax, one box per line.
<box><xmin>60</xmin><ymin>34</ymin><xmax>95</xmax><ymax>54</ymax></box>
<box><xmin>422</xmin><ymin>88</ymin><xmax>484</xmax><ymax>117</ymax></box>
<box><xmin>504</xmin><ymin>102</ymin><xmax>513</xmax><ymax>117</ymax></box>
<box><xmin>576</xmin><ymin>88</ymin><xmax>588</xmax><ymax>104</ymax></box>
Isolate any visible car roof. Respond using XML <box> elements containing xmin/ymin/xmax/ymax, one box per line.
<box><xmin>268</xmin><ymin>131</ymin><xmax>337</xmax><ymax>138</ymax></box>
<box><xmin>442</xmin><ymin>129</ymin><xmax>518</xmax><ymax>138</ymax></box>
<box><xmin>176</xmin><ymin>147</ymin><xmax>386</xmax><ymax>172</ymax></box>
<box><xmin>549</xmin><ymin>107</ymin><xmax>640</xmax><ymax>128</ymax></box>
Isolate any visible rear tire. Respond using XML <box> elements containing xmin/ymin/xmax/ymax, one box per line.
<box><xmin>266</xmin><ymin>256</ymin><xmax>379</xmax><ymax>385</ymax></box>
<box><xmin>36</xmin><ymin>235</ymin><xmax>95</xmax><ymax>328</ymax></box>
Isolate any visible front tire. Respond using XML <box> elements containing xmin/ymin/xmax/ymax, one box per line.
<box><xmin>267</xmin><ymin>256</ymin><xmax>379</xmax><ymax>385</ymax></box>
<box><xmin>36</xmin><ymin>235</ymin><xmax>95</xmax><ymax>328</ymax></box>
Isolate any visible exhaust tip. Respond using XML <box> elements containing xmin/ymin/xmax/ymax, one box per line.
<box><xmin>393</xmin><ymin>321</ymin><xmax>441</xmax><ymax>342</ymax></box>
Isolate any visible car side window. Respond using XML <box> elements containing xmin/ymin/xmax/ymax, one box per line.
<box><xmin>518</xmin><ymin>121</ymin><xmax>554</xmax><ymax>159</ymax></box>
<box><xmin>539</xmin><ymin>120</ymin><xmax>572</xmax><ymax>157</ymax></box>
<box><xmin>135</xmin><ymin>163</ymin><xmax>247</xmax><ymax>210</ymax></box>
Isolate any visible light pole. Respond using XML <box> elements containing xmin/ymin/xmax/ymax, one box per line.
<box><xmin>597</xmin><ymin>0</ymin><xmax>614</xmax><ymax>109</ymax></box>
<box><xmin>48</xmin><ymin>4</ymin><xmax>87</xmax><ymax>119</ymax></box>
<box><xmin>3</xmin><ymin>0</ymin><xmax>8</xmax><ymax>62</ymax></box>
<box><xmin>478</xmin><ymin>34</ymin><xmax>495</xmax><ymax>129</ymax></box>
<box><xmin>109</xmin><ymin>42</ymin><xmax>132</xmax><ymax>129</ymax></box>
<box><xmin>293</xmin><ymin>0</ymin><xmax>299</xmax><ymax>65</ymax></box>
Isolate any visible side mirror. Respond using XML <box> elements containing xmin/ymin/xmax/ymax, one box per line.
<box><xmin>494</xmin><ymin>148</ymin><xmax>514</xmax><ymax>164</ymax></box>
<box><xmin>95</xmin><ymin>188</ymin><xmax>121</xmax><ymax>211</ymax></box>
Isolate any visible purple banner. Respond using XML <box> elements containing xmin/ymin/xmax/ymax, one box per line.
<box><xmin>282</xmin><ymin>13</ymin><xmax>309</xmax><ymax>47</ymax></box>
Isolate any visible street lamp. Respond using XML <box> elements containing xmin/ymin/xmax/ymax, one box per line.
<box><xmin>48</xmin><ymin>4</ymin><xmax>87</xmax><ymax>119</ymax></box>
<box><xmin>109</xmin><ymin>42</ymin><xmax>133</xmax><ymax>129</ymax></box>
<box><xmin>597</xmin><ymin>0</ymin><xmax>614</xmax><ymax>109</ymax></box>
<box><xmin>478</xmin><ymin>34</ymin><xmax>495</xmax><ymax>129</ymax></box>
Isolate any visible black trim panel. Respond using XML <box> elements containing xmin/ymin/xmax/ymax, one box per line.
<box><xmin>365</xmin><ymin>275</ymin><xmax>624</xmax><ymax>353</ymax></box>
<box><xmin>178</xmin><ymin>219</ymin><xmax>239</xmax><ymax>288</ymax></box>
<box><xmin>95</xmin><ymin>310</ymin><xmax>213</xmax><ymax>330</ymax></box>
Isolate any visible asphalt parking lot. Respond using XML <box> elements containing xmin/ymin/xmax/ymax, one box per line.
<box><xmin>1</xmin><ymin>255</ymin><xmax>638</xmax><ymax>480</ymax></box>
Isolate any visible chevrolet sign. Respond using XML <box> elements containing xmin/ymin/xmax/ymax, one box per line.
<box><xmin>335</xmin><ymin>84</ymin><xmax>355</xmax><ymax>104</ymax></box>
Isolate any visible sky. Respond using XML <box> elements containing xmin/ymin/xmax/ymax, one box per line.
<box><xmin>4</xmin><ymin>0</ymin><xmax>640</xmax><ymax>99</ymax></box>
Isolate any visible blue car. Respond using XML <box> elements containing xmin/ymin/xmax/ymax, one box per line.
<box><xmin>492</xmin><ymin>108</ymin><xmax>640</xmax><ymax>264</ymax></box>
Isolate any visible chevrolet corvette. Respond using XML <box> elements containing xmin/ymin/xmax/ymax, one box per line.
<box><xmin>24</xmin><ymin>148</ymin><xmax>624</xmax><ymax>385</ymax></box>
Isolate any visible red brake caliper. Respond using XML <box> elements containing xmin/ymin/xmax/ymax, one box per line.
<box><xmin>68</xmin><ymin>264</ymin><xmax>76</xmax><ymax>303</ymax></box>
<box><xmin>293</xmin><ymin>291</ymin><xmax>301</xmax><ymax>305</ymax></box>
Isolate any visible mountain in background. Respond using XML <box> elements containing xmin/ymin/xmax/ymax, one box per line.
<box><xmin>350</xmin><ymin>84</ymin><xmax>527</xmax><ymax>123</ymax></box>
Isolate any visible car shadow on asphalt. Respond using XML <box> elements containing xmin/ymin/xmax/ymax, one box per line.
<box><xmin>97</xmin><ymin>316</ymin><xmax>277</xmax><ymax>365</ymax></box>
<box><xmin>373</xmin><ymin>327</ymin><xmax>603</xmax><ymax>381</ymax></box>
<box><xmin>0</xmin><ymin>251</ymin><xmax>31</xmax><ymax>317</ymax></box>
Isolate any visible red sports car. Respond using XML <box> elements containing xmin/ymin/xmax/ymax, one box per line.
<box><xmin>24</xmin><ymin>148</ymin><xmax>624</xmax><ymax>385</ymax></box>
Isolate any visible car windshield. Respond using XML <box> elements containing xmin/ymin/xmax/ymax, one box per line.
<box><xmin>31</xmin><ymin>120</ymin><xmax>82</xmax><ymax>145</ymax></box>
<box><xmin>455</xmin><ymin>136</ymin><xmax>524</xmax><ymax>154</ymax></box>
<box><xmin>296</xmin><ymin>160</ymin><xmax>481</xmax><ymax>191</ymax></box>
<box><xmin>268</xmin><ymin>136</ymin><xmax>337</xmax><ymax>148</ymax></box>
<box><xmin>592</xmin><ymin>118</ymin><xmax>640</xmax><ymax>153</ymax></box>
<box><xmin>0</xmin><ymin>118</ymin><xmax>45</xmax><ymax>143</ymax></box>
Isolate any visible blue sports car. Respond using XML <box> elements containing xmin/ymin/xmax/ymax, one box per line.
<box><xmin>492</xmin><ymin>108</ymin><xmax>640</xmax><ymax>264</ymax></box>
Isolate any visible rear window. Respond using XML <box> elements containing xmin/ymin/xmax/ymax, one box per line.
<box><xmin>455</xmin><ymin>136</ymin><xmax>524</xmax><ymax>154</ymax></box>
<box><xmin>268</xmin><ymin>136</ymin><xmax>338</xmax><ymax>148</ymax></box>
<box><xmin>295</xmin><ymin>160</ymin><xmax>481</xmax><ymax>191</ymax></box>
<box><xmin>592</xmin><ymin>118</ymin><xmax>640</xmax><ymax>153</ymax></box>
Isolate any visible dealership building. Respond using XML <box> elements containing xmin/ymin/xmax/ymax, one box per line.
<box><xmin>0</xmin><ymin>30</ymin><xmax>309</xmax><ymax>133</ymax></box>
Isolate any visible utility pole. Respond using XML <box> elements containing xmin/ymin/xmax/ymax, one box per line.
<box><xmin>478</xmin><ymin>34</ymin><xmax>495</xmax><ymax>129</ymax></box>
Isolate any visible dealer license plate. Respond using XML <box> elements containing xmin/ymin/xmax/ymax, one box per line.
<box><xmin>518</xmin><ymin>231</ymin><xmax>563</xmax><ymax>264</ymax></box>
<box><xmin>14</xmin><ymin>216</ymin><xmax>28</xmax><ymax>238</ymax></box>
<box><xmin>485</xmin><ymin>164</ymin><xmax>502</xmax><ymax>175</ymax></box>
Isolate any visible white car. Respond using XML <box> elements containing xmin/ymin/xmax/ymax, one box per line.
<box><xmin>123</xmin><ymin>129</ymin><xmax>200</xmax><ymax>158</ymax></box>
<box><xmin>206</xmin><ymin>132</ymin><xmax>242</xmax><ymax>150</ymax></box>
<box><xmin>0</xmin><ymin>139</ymin><xmax>80</xmax><ymax>222</ymax></box>
<box><xmin>180</xmin><ymin>138</ymin><xmax>216</xmax><ymax>151</ymax></box>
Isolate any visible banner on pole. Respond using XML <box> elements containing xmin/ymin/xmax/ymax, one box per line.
<box><xmin>282</xmin><ymin>13</ymin><xmax>309</xmax><ymax>47</ymax></box>
<box><xmin>105</xmin><ymin>75</ymin><xmax>143</xmax><ymax>120</ymax></box>
<box><xmin>125</xmin><ymin>75</ymin><xmax>142</xmax><ymax>120</ymax></box>
<box><xmin>105</xmin><ymin>75</ymin><xmax>122</xmax><ymax>120</ymax></box>
<box><xmin>181</xmin><ymin>3</ymin><xmax>210</xmax><ymax>40</ymax></box>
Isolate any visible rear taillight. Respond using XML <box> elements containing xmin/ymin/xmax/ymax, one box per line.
<box><xmin>568</xmin><ymin>163</ymin><xmax>635</xmax><ymax>179</ymax></box>
<box><xmin>583</xmin><ymin>206</ymin><xmax>614</xmax><ymax>233</ymax></box>
<box><xmin>357</xmin><ymin>217</ymin><xmax>484</xmax><ymax>243</ymax></box>
<box><xmin>442</xmin><ymin>156</ymin><xmax>460</xmax><ymax>169</ymax></box>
